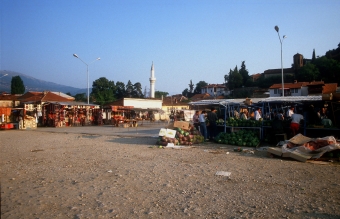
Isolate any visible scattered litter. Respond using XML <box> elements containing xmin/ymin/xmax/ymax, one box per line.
<box><xmin>307</xmin><ymin>161</ymin><xmax>332</xmax><ymax>165</ymax></box>
<box><xmin>215</xmin><ymin>171</ymin><xmax>231</xmax><ymax>178</ymax></box>
<box><xmin>233</xmin><ymin>147</ymin><xmax>243</xmax><ymax>152</ymax></box>
<box><xmin>165</xmin><ymin>144</ymin><xmax>188</xmax><ymax>149</ymax></box>
<box><xmin>107</xmin><ymin>170</ymin><xmax>112</xmax><ymax>173</ymax></box>
<box><xmin>257</xmin><ymin>147</ymin><xmax>269</xmax><ymax>151</ymax></box>
<box><xmin>242</xmin><ymin>149</ymin><xmax>255</xmax><ymax>154</ymax></box>
<box><xmin>226</xmin><ymin>152</ymin><xmax>230</xmax><ymax>154</ymax></box>
<box><xmin>30</xmin><ymin>149</ymin><xmax>44</xmax><ymax>152</ymax></box>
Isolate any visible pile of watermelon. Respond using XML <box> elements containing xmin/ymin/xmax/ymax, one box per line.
<box><xmin>225</xmin><ymin>117</ymin><xmax>262</xmax><ymax>127</ymax></box>
<box><xmin>214</xmin><ymin>129</ymin><xmax>260</xmax><ymax>147</ymax></box>
<box><xmin>156</xmin><ymin>125</ymin><xmax>204</xmax><ymax>146</ymax></box>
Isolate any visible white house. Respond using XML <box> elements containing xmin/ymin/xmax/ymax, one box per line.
<box><xmin>201</xmin><ymin>84</ymin><xmax>226</xmax><ymax>97</ymax></box>
<box><xmin>269</xmin><ymin>81</ymin><xmax>309</xmax><ymax>97</ymax></box>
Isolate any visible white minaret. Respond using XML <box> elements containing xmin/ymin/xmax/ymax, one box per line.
<box><xmin>149</xmin><ymin>62</ymin><xmax>156</xmax><ymax>98</ymax></box>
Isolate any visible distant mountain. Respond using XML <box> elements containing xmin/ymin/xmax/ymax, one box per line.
<box><xmin>0</xmin><ymin>70</ymin><xmax>88</xmax><ymax>95</ymax></box>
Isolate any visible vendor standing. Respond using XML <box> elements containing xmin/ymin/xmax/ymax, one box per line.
<box><xmin>193</xmin><ymin>111</ymin><xmax>200</xmax><ymax>131</ymax></box>
<box><xmin>207</xmin><ymin>107</ymin><xmax>218</xmax><ymax>141</ymax></box>
<box><xmin>290</xmin><ymin>112</ymin><xmax>304</xmax><ymax>136</ymax></box>
<box><xmin>254</xmin><ymin>107</ymin><xmax>262</xmax><ymax>121</ymax></box>
<box><xmin>199</xmin><ymin>111</ymin><xmax>208</xmax><ymax>141</ymax></box>
<box><xmin>286</xmin><ymin>106</ymin><xmax>294</xmax><ymax>119</ymax></box>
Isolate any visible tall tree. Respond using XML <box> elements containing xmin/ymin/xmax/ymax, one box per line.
<box><xmin>312</xmin><ymin>49</ymin><xmax>316</xmax><ymax>63</ymax></box>
<box><xmin>11</xmin><ymin>76</ymin><xmax>25</xmax><ymax>94</ymax></box>
<box><xmin>194</xmin><ymin>81</ymin><xmax>208</xmax><ymax>94</ymax></box>
<box><xmin>132</xmin><ymin>82</ymin><xmax>144</xmax><ymax>98</ymax></box>
<box><xmin>125</xmin><ymin>80</ymin><xmax>133</xmax><ymax>97</ymax></box>
<box><xmin>239</xmin><ymin>61</ymin><xmax>249</xmax><ymax>86</ymax></box>
<box><xmin>115</xmin><ymin>81</ymin><xmax>126</xmax><ymax>99</ymax></box>
<box><xmin>227</xmin><ymin>66</ymin><xmax>243</xmax><ymax>90</ymax></box>
<box><xmin>188</xmin><ymin>80</ymin><xmax>194</xmax><ymax>93</ymax></box>
<box><xmin>91</xmin><ymin>77</ymin><xmax>116</xmax><ymax>106</ymax></box>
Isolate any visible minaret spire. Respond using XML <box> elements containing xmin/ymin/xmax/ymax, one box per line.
<box><xmin>149</xmin><ymin>62</ymin><xmax>156</xmax><ymax>98</ymax></box>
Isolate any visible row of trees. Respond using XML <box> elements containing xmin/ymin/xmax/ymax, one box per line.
<box><xmin>87</xmin><ymin>77</ymin><xmax>144</xmax><ymax>105</ymax></box>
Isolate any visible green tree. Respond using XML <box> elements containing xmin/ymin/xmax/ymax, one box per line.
<box><xmin>314</xmin><ymin>56</ymin><xmax>340</xmax><ymax>84</ymax></box>
<box><xmin>11</xmin><ymin>76</ymin><xmax>25</xmax><ymax>94</ymax></box>
<box><xmin>125</xmin><ymin>80</ymin><xmax>133</xmax><ymax>97</ymax></box>
<box><xmin>226</xmin><ymin>66</ymin><xmax>243</xmax><ymax>90</ymax></box>
<box><xmin>312</xmin><ymin>49</ymin><xmax>316</xmax><ymax>63</ymax></box>
<box><xmin>295</xmin><ymin>63</ymin><xmax>320</xmax><ymax>82</ymax></box>
<box><xmin>239</xmin><ymin>61</ymin><xmax>250</xmax><ymax>86</ymax></box>
<box><xmin>91</xmin><ymin>77</ymin><xmax>116</xmax><ymax>106</ymax></box>
<box><xmin>115</xmin><ymin>81</ymin><xmax>126</xmax><ymax>99</ymax></box>
<box><xmin>155</xmin><ymin>91</ymin><xmax>169</xmax><ymax>98</ymax></box>
<box><xmin>194</xmin><ymin>81</ymin><xmax>208</xmax><ymax>94</ymax></box>
<box><xmin>74</xmin><ymin>93</ymin><xmax>87</xmax><ymax>102</ymax></box>
<box><xmin>132</xmin><ymin>82</ymin><xmax>144</xmax><ymax>98</ymax></box>
<box><xmin>255</xmin><ymin>75</ymin><xmax>282</xmax><ymax>88</ymax></box>
<box><xmin>182</xmin><ymin>88</ymin><xmax>189</xmax><ymax>97</ymax></box>
<box><xmin>188</xmin><ymin>80</ymin><xmax>194</xmax><ymax>93</ymax></box>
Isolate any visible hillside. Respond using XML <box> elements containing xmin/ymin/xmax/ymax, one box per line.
<box><xmin>0</xmin><ymin>70</ymin><xmax>87</xmax><ymax>95</ymax></box>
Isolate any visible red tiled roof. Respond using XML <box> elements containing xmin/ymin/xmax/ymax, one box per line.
<box><xmin>269</xmin><ymin>82</ymin><xmax>309</xmax><ymax>89</ymax></box>
<box><xmin>18</xmin><ymin>91</ymin><xmax>73</xmax><ymax>102</ymax></box>
<box><xmin>322</xmin><ymin>83</ymin><xmax>338</xmax><ymax>94</ymax></box>
<box><xmin>190</xmin><ymin>93</ymin><xmax>213</xmax><ymax>101</ymax></box>
<box><xmin>0</xmin><ymin>94</ymin><xmax>21</xmax><ymax>101</ymax></box>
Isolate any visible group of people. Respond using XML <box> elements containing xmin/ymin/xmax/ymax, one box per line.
<box><xmin>193</xmin><ymin>107</ymin><xmax>219</xmax><ymax>141</ymax></box>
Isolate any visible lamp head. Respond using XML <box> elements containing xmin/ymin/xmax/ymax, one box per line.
<box><xmin>283</xmin><ymin>35</ymin><xmax>287</xmax><ymax>39</ymax></box>
<box><xmin>274</xmin><ymin>25</ymin><xmax>279</xmax><ymax>32</ymax></box>
<box><xmin>73</xmin><ymin>54</ymin><xmax>78</xmax><ymax>58</ymax></box>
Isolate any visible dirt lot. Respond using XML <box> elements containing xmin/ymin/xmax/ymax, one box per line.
<box><xmin>1</xmin><ymin>130</ymin><xmax>340</xmax><ymax>219</ymax></box>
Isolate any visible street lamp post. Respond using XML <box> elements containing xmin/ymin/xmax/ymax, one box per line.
<box><xmin>274</xmin><ymin>26</ymin><xmax>287</xmax><ymax>97</ymax></box>
<box><xmin>73</xmin><ymin>54</ymin><xmax>100</xmax><ymax>104</ymax></box>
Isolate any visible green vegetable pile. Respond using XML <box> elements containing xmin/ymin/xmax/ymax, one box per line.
<box><xmin>225</xmin><ymin>117</ymin><xmax>262</xmax><ymax>127</ymax></box>
<box><xmin>214</xmin><ymin>129</ymin><xmax>260</xmax><ymax>147</ymax></box>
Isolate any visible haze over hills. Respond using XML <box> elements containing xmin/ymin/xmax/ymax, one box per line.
<box><xmin>0</xmin><ymin>70</ymin><xmax>87</xmax><ymax>95</ymax></box>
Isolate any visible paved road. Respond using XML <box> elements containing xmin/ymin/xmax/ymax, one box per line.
<box><xmin>23</xmin><ymin>121</ymin><xmax>171</xmax><ymax>138</ymax></box>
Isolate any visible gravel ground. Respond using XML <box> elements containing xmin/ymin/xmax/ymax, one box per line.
<box><xmin>1</xmin><ymin>130</ymin><xmax>340</xmax><ymax>219</ymax></box>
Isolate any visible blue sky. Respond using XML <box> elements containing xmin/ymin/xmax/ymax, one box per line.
<box><xmin>1</xmin><ymin>0</ymin><xmax>339</xmax><ymax>95</ymax></box>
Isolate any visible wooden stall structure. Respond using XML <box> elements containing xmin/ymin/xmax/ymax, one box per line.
<box><xmin>42</xmin><ymin>102</ymin><xmax>100</xmax><ymax>127</ymax></box>
<box><xmin>105</xmin><ymin>105</ymin><xmax>136</xmax><ymax>127</ymax></box>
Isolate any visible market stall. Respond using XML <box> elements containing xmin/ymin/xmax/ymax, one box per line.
<box><xmin>42</xmin><ymin>102</ymin><xmax>100</xmax><ymax>127</ymax></box>
<box><xmin>189</xmin><ymin>96</ymin><xmax>340</xmax><ymax>142</ymax></box>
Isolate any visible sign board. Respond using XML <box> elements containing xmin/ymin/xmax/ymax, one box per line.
<box><xmin>174</xmin><ymin>121</ymin><xmax>190</xmax><ymax>130</ymax></box>
<box><xmin>158</xmin><ymin>128</ymin><xmax>176</xmax><ymax>138</ymax></box>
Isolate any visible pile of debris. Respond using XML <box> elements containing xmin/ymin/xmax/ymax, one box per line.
<box><xmin>268</xmin><ymin>134</ymin><xmax>340</xmax><ymax>162</ymax></box>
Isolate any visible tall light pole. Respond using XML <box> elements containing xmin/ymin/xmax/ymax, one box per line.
<box><xmin>274</xmin><ymin>26</ymin><xmax>287</xmax><ymax>97</ymax></box>
<box><xmin>73</xmin><ymin>54</ymin><xmax>100</xmax><ymax>104</ymax></box>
